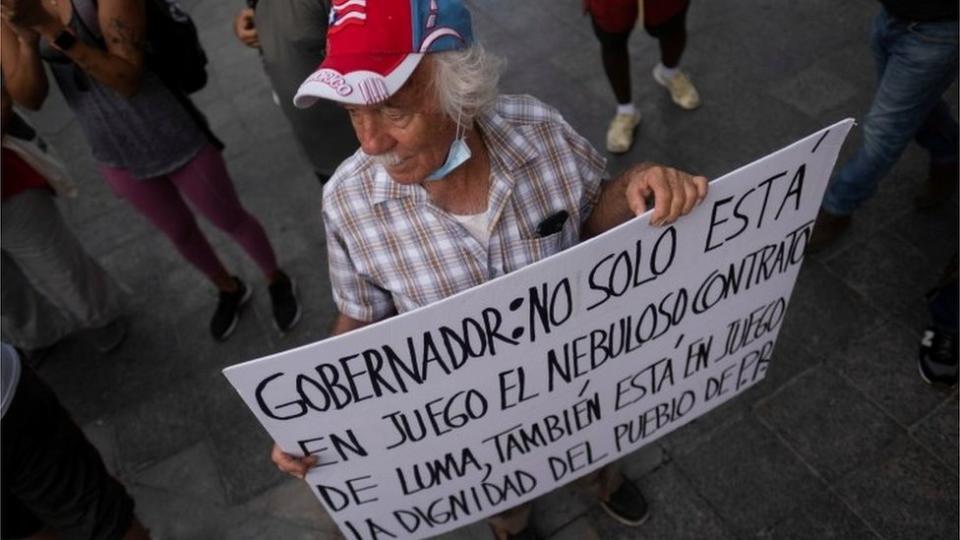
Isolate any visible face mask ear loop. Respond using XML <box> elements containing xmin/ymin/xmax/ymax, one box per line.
<box><xmin>454</xmin><ymin>106</ymin><xmax>465</xmax><ymax>142</ymax></box>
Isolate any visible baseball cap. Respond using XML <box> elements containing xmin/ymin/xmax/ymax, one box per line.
<box><xmin>293</xmin><ymin>0</ymin><xmax>474</xmax><ymax>108</ymax></box>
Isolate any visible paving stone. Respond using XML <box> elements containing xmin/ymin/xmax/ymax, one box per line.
<box><xmin>804</xmin><ymin>150</ymin><xmax>926</xmax><ymax>265</ymax></box>
<box><xmin>666</xmin><ymin>64</ymin><xmax>824</xmax><ymax>184</ymax></box>
<box><xmin>112</xmin><ymin>374</ymin><xmax>214</xmax><ymax>473</ymax></box>
<box><xmin>836</xmin><ymin>436</ymin><xmax>959</xmax><ymax>539</ymax></box>
<box><xmin>203</xmin><ymin>376</ymin><xmax>287</xmax><ymax>504</ymax></box>
<box><xmin>469</xmin><ymin>0</ymin><xmax>589</xmax><ymax>69</ymax></box>
<box><xmin>889</xmin><ymin>202</ymin><xmax>959</xmax><ymax>271</ymax></box>
<box><xmin>824</xmin><ymin>228</ymin><xmax>933</xmax><ymax>331</ymax></box>
<box><xmin>548</xmin><ymin>517</ymin><xmax>602</xmax><ymax>540</ymax></box>
<box><xmin>244</xmin><ymin>478</ymin><xmax>340</xmax><ymax>533</ymax></box>
<box><xmin>136</xmin><ymin>441</ymin><xmax>227</xmax><ymax>504</ymax></box>
<box><xmin>544</xmin><ymin>44</ymin><xmax>618</xmax><ymax>120</ymax></box>
<box><xmin>769</xmin><ymin>63</ymin><xmax>860</xmax><ymax>118</ymax></box>
<box><xmin>534</xmin><ymin>481</ymin><xmax>594</xmax><ymax>537</ymax></box>
<box><xmin>438</xmin><ymin>520</ymin><xmax>495</xmax><ymax>540</ymax></box>
<box><xmin>171</xmin><ymin>300</ymin><xmax>281</xmax><ymax>374</ymax></box>
<box><xmin>577</xmin><ymin>463</ymin><xmax>737</xmax><ymax>540</ymax></box>
<box><xmin>131</xmin><ymin>485</ymin><xmax>239</xmax><ymax>540</ymax></box>
<box><xmin>109</xmin><ymin>313</ymin><xmax>204</xmax><ymax>408</ymax></box>
<box><xmin>754</xmin><ymin>488</ymin><xmax>876</xmax><ymax>539</ymax></box>
<box><xmin>67</xmin><ymin>205</ymin><xmax>155</xmax><ymax>261</ymax></box>
<box><xmin>755</xmin><ymin>365</ymin><xmax>902</xmax><ymax>482</ymax></box>
<box><xmin>619</xmin><ymin>442</ymin><xmax>666</xmax><ymax>480</ymax></box>
<box><xmin>230</xmin><ymin>83</ymin><xmax>296</xmax><ymax>140</ymax></box>
<box><xmin>113</xmin><ymin>259</ymin><xmax>211</xmax><ymax>319</ymax></box>
<box><xmin>225</xmin><ymin>513</ymin><xmax>327</xmax><ymax>540</ymax></box>
<box><xmin>225</xmin><ymin>134</ymin><xmax>320</xmax><ymax>212</ymax></box>
<box><xmin>687</xmin><ymin>0</ymin><xmax>869</xmax><ymax>85</ymax></box>
<box><xmin>779</xmin><ymin>260</ymin><xmax>886</xmax><ymax>360</ymax></box>
<box><xmin>657</xmin><ymin>385</ymin><xmax>753</xmax><ymax>456</ymax></box>
<box><xmin>35</xmin><ymin>342</ymin><xmax>130</xmax><ymax>424</ymax></box>
<box><xmin>196</xmin><ymin>93</ymin><xmax>259</xmax><ymax>161</ymax></box>
<box><xmin>909</xmin><ymin>392</ymin><xmax>960</xmax><ymax>474</ymax></box>
<box><xmin>827</xmin><ymin>320</ymin><xmax>946</xmax><ymax>426</ymax></box>
<box><xmin>672</xmin><ymin>416</ymin><xmax>825</xmax><ymax>537</ymax></box>
<box><xmin>816</xmin><ymin>37</ymin><xmax>880</xmax><ymax>101</ymax></box>
<box><xmin>751</xmin><ymin>328</ymin><xmax>820</xmax><ymax>397</ymax></box>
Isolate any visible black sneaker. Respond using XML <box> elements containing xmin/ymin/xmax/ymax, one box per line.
<box><xmin>210</xmin><ymin>277</ymin><xmax>252</xmax><ymax>341</ymax></box>
<box><xmin>269</xmin><ymin>271</ymin><xmax>301</xmax><ymax>333</ymax></box>
<box><xmin>488</xmin><ymin>524</ymin><xmax>541</xmax><ymax>540</ymax></box>
<box><xmin>918</xmin><ymin>325</ymin><xmax>958</xmax><ymax>386</ymax></box>
<box><xmin>601</xmin><ymin>477</ymin><xmax>650</xmax><ymax>527</ymax></box>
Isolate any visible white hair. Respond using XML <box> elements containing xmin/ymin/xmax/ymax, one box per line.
<box><xmin>430</xmin><ymin>44</ymin><xmax>506</xmax><ymax>129</ymax></box>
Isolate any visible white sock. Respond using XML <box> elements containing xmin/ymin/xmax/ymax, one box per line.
<box><xmin>656</xmin><ymin>63</ymin><xmax>680</xmax><ymax>80</ymax></box>
<box><xmin>616</xmin><ymin>103</ymin><xmax>636</xmax><ymax>117</ymax></box>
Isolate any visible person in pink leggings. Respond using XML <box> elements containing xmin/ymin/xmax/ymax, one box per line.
<box><xmin>1</xmin><ymin>0</ymin><xmax>301</xmax><ymax>340</ymax></box>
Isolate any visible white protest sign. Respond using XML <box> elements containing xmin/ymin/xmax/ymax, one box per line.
<box><xmin>224</xmin><ymin>120</ymin><xmax>853</xmax><ymax>540</ymax></box>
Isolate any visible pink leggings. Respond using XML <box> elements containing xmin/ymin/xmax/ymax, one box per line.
<box><xmin>100</xmin><ymin>144</ymin><xmax>278</xmax><ymax>284</ymax></box>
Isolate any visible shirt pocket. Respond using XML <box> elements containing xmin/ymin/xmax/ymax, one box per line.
<box><xmin>505</xmin><ymin>228</ymin><xmax>573</xmax><ymax>272</ymax></box>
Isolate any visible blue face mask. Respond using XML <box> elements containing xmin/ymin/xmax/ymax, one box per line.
<box><xmin>425</xmin><ymin>110</ymin><xmax>472</xmax><ymax>182</ymax></box>
<box><xmin>425</xmin><ymin>136</ymin><xmax>472</xmax><ymax>181</ymax></box>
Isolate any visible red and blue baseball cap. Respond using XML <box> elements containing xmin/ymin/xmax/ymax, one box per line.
<box><xmin>294</xmin><ymin>0</ymin><xmax>474</xmax><ymax>108</ymax></box>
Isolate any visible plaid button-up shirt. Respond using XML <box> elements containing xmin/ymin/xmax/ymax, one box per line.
<box><xmin>323</xmin><ymin>95</ymin><xmax>607</xmax><ymax>322</ymax></box>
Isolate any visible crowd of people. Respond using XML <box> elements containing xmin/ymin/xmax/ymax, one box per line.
<box><xmin>0</xmin><ymin>0</ymin><xmax>956</xmax><ymax>538</ymax></box>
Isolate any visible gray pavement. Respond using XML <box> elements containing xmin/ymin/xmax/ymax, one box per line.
<box><xmin>20</xmin><ymin>0</ymin><xmax>959</xmax><ymax>538</ymax></box>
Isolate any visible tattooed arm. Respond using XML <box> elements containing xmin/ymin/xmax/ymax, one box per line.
<box><xmin>29</xmin><ymin>0</ymin><xmax>146</xmax><ymax>97</ymax></box>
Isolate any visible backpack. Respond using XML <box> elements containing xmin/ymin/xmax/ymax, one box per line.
<box><xmin>72</xmin><ymin>0</ymin><xmax>209</xmax><ymax>94</ymax></box>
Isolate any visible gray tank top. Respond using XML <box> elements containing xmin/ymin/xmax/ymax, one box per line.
<box><xmin>40</xmin><ymin>4</ymin><xmax>207</xmax><ymax>179</ymax></box>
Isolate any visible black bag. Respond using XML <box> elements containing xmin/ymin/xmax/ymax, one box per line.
<box><xmin>72</xmin><ymin>0</ymin><xmax>209</xmax><ymax>94</ymax></box>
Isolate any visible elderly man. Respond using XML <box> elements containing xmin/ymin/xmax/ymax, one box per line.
<box><xmin>271</xmin><ymin>1</ymin><xmax>707</xmax><ymax>538</ymax></box>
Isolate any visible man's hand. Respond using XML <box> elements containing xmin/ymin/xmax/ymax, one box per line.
<box><xmin>622</xmin><ymin>163</ymin><xmax>708</xmax><ymax>226</ymax></box>
<box><xmin>270</xmin><ymin>443</ymin><xmax>317</xmax><ymax>479</ymax></box>
<box><xmin>582</xmin><ymin>162</ymin><xmax>709</xmax><ymax>239</ymax></box>
<box><xmin>233</xmin><ymin>7</ymin><xmax>259</xmax><ymax>48</ymax></box>
<box><xmin>0</xmin><ymin>0</ymin><xmax>55</xmax><ymax>29</ymax></box>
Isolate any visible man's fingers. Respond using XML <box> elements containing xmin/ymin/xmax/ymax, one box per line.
<box><xmin>681</xmin><ymin>175</ymin><xmax>698</xmax><ymax>216</ymax></box>
<box><xmin>625</xmin><ymin>178</ymin><xmax>649</xmax><ymax>216</ymax></box>
<box><xmin>647</xmin><ymin>171</ymin><xmax>672</xmax><ymax>226</ymax></box>
<box><xmin>694</xmin><ymin>176</ymin><xmax>708</xmax><ymax>203</ymax></box>
<box><xmin>270</xmin><ymin>444</ymin><xmax>314</xmax><ymax>479</ymax></box>
<box><xmin>666</xmin><ymin>171</ymin><xmax>686</xmax><ymax>224</ymax></box>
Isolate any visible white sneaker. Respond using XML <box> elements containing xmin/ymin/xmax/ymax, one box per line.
<box><xmin>653</xmin><ymin>66</ymin><xmax>701</xmax><ymax>110</ymax></box>
<box><xmin>605</xmin><ymin>112</ymin><xmax>642</xmax><ymax>154</ymax></box>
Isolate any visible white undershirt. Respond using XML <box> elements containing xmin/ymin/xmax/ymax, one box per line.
<box><xmin>451</xmin><ymin>208</ymin><xmax>492</xmax><ymax>246</ymax></box>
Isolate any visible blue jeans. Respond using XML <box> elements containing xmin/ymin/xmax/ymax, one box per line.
<box><xmin>822</xmin><ymin>9</ymin><xmax>959</xmax><ymax>216</ymax></box>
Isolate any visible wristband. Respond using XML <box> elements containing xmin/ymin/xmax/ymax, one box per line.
<box><xmin>52</xmin><ymin>29</ymin><xmax>77</xmax><ymax>51</ymax></box>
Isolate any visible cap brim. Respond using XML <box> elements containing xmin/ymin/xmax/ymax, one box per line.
<box><xmin>294</xmin><ymin>53</ymin><xmax>423</xmax><ymax>108</ymax></box>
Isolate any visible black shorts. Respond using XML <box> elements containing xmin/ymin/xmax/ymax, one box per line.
<box><xmin>591</xmin><ymin>0</ymin><xmax>690</xmax><ymax>44</ymax></box>
<box><xmin>1</xmin><ymin>367</ymin><xmax>134</xmax><ymax>540</ymax></box>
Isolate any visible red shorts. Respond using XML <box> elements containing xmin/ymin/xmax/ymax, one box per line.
<box><xmin>584</xmin><ymin>0</ymin><xmax>688</xmax><ymax>34</ymax></box>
